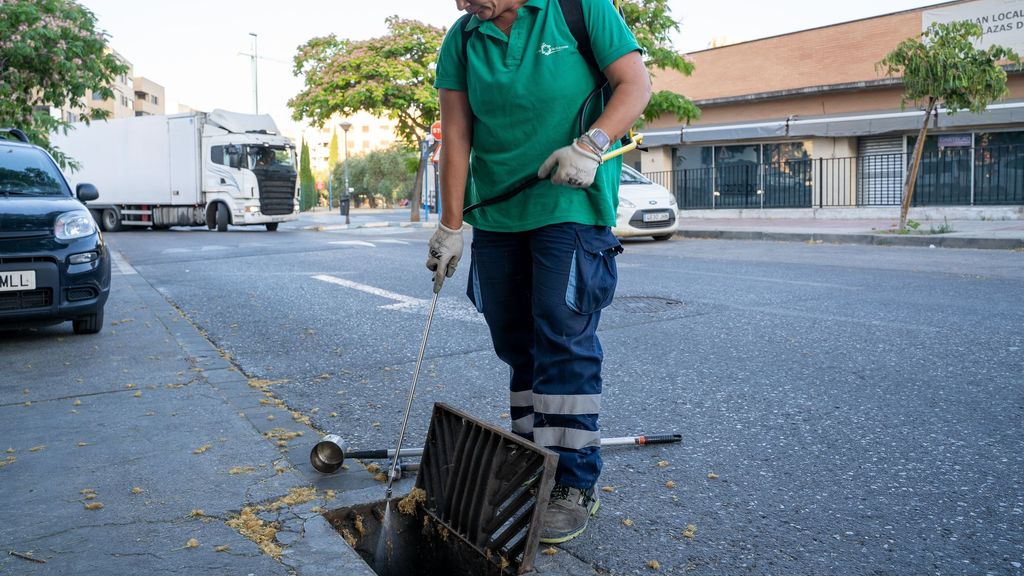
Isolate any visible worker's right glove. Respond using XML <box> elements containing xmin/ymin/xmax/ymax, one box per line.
<box><xmin>538</xmin><ymin>141</ymin><xmax>602</xmax><ymax>188</ymax></box>
<box><xmin>426</xmin><ymin>223</ymin><xmax>463</xmax><ymax>294</ymax></box>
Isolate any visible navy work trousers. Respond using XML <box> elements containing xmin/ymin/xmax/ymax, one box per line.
<box><xmin>467</xmin><ymin>222</ymin><xmax>622</xmax><ymax>489</ymax></box>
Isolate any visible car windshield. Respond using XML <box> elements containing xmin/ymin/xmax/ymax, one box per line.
<box><xmin>0</xmin><ymin>146</ymin><xmax>70</xmax><ymax>196</ymax></box>
<box><xmin>620</xmin><ymin>165</ymin><xmax>652</xmax><ymax>185</ymax></box>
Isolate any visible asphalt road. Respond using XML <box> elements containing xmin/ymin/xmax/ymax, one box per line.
<box><xmin>104</xmin><ymin>219</ymin><xmax>1024</xmax><ymax>576</ymax></box>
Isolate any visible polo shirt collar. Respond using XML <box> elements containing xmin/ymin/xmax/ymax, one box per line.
<box><xmin>464</xmin><ymin>0</ymin><xmax>547</xmax><ymax>32</ymax></box>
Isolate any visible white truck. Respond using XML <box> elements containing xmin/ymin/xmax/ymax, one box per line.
<box><xmin>52</xmin><ymin>109</ymin><xmax>299</xmax><ymax>232</ymax></box>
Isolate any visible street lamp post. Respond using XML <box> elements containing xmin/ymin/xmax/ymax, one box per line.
<box><xmin>339</xmin><ymin>120</ymin><xmax>352</xmax><ymax>224</ymax></box>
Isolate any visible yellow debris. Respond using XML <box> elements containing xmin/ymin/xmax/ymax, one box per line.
<box><xmin>126</xmin><ymin>383</ymin><xmax>136</xmax><ymax>389</ymax></box>
<box><xmin>622</xmin><ymin>518</ymin><xmax>634</xmax><ymax>526</ymax></box>
<box><xmin>214</xmin><ymin>545</ymin><xmax>230</xmax><ymax>553</ymax></box>
<box><xmin>226</xmin><ymin>507</ymin><xmax>282</xmax><ymax>559</ymax></box>
<box><xmin>189</xmin><ymin>509</ymin><xmax>206</xmax><ymax>518</ymax></box>
<box><xmin>665</xmin><ymin>481</ymin><xmax>676</xmax><ymax>489</ymax></box>
<box><xmin>707</xmin><ymin>472</ymin><xmax>719</xmax><ymax>480</ymax></box>
<box><xmin>29</xmin><ymin>445</ymin><xmax>46</xmax><ymax>452</ymax></box>
<box><xmin>229</xmin><ymin>466</ymin><xmax>257</xmax><ymax>475</ymax></box>
<box><xmin>77</xmin><ymin>442</ymin><xmax>89</xmax><ymax>447</ymax></box>
<box><xmin>131</xmin><ymin>487</ymin><xmax>143</xmax><ymax>495</ymax></box>
<box><xmin>73</xmin><ymin>399</ymin><xmax>82</xmax><ymax>406</ymax></box>
<box><xmin>193</xmin><ymin>444</ymin><xmax>212</xmax><ymax>454</ymax></box>
<box><xmin>542</xmin><ymin>547</ymin><xmax>558</xmax><ymax>556</ymax></box>
<box><xmin>340</xmin><ymin>528</ymin><xmax>357</xmax><ymax>547</ymax></box>
<box><xmin>647</xmin><ymin>559</ymin><xmax>661</xmax><ymax>570</ymax></box>
<box><xmin>683</xmin><ymin>524</ymin><xmax>697</xmax><ymax>539</ymax></box>
<box><xmin>656</xmin><ymin>460</ymin><xmax>669</xmax><ymax>468</ymax></box>
<box><xmin>268</xmin><ymin>486</ymin><xmax>317</xmax><ymax>510</ymax></box>
<box><xmin>185</xmin><ymin>538</ymin><xmax>199</xmax><ymax>549</ymax></box>
<box><xmin>601</xmin><ymin>486</ymin><xmax>616</xmax><ymax>493</ymax></box>
<box><xmin>134</xmin><ymin>391</ymin><xmax>142</xmax><ymax>398</ymax></box>
<box><xmin>366</xmin><ymin>463</ymin><xmax>381</xmax><ymax>474</ymax></box>
<box><xmin>84</xmin><ymin>502</ymin><xmax>104</xmax><ymax>510</ymax></box>
<box><xmin>398</xmin><ymin>487</ymin><xmax>426</xmax><ymax>516</ymax></box>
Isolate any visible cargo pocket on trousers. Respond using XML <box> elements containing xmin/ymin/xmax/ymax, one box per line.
<box><xmin>565</xmin><ymin>227</ymin><xmax>623</xmax><ymax>314</ymax></box>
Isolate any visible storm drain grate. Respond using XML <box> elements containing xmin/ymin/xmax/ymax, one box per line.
<box><xmin>417</xmin><ymin>403</ymin><xmax>557</xmax><ymax>575</ymax></box>
<box><xmin>611</xmin><ymin>296</ymin><xmax>685</xmax><ymax>314</ymax></box>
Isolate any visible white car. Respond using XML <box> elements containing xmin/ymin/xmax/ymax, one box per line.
<box><xmin>613</xmin><ymin>165</ymin><xmax>678</xmax><ymax>241</ymax></box>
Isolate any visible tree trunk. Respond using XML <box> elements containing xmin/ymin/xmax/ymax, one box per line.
<box><xmin>899</xmin><ymin>98</ymin><xmax>937</xmax><ymax>231</ymax></box>
<box><xmin>409</xmin><ymin>158</ymin><xmax>424</xmax><ymax>222</ymax></box>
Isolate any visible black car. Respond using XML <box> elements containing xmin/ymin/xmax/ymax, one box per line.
<box><xmin>0</xmin><ymin>128</ymin><xmax>110</xmax><ymax>334</ymax></box>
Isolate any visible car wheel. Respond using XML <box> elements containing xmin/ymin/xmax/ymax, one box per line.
<box><xmin>652</xmin><ymin>233</ymin><xmax>673</xmax><ymax>241</ymax></box>
<box><xmin>101</xmin><ymin>208</ymin><xmax>122</xmax><ymax>232</ymax></box>
<box><xmin>265</xmin><ymin>223</ymin><xmax>279</xmax><ymax>232</ymax></box>
<box><xmin>216</xmin><ymin>203</ymin><xmax>229</xmax><ymax>232</ymax></box>
<box><xmin>72</xmin><ymin>308</ymin><xmax>104</xmax><ymax>335</ymax></box>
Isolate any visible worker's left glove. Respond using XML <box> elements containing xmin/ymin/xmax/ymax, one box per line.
<box><xmin>426</xmin><ymin>223</ymin><xmax>463</xmax><ymax>294</ymax></box>
<box><xmin>538</xmin><ymin>141</ymin><xmax>602</xmax><ymax>189</ymax></box>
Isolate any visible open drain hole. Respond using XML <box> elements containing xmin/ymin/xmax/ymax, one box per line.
<box><xmin>326</xmin><ymin>498</ymin><xmax>522</xmax><ymax>576</ymax></box>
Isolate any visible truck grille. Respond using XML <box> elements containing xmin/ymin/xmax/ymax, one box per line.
<box><xmin>0</xmin><ymin>288</ymin><xmax>52</xmax><ymax>311</ymax></box>
<box><xmin>256</xmin><ymin>173</ymin><xmax>296</xmax><ymax>216</ymax></box>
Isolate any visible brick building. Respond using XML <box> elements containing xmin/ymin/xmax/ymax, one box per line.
<box><xmin>635</xmin><ymin>0</ymin><xmax>1024</xmax><ymax>211</ymax></box>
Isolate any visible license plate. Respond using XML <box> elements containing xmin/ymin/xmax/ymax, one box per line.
<box><xmin>0</xmin><ymin>270</ymin><xmax>35</xmax><ymax>292</ymax></box>
<box><xmin>643</xmin><ymin>212</ymin><xmax>670</xmax><ymax>223</ymax></box>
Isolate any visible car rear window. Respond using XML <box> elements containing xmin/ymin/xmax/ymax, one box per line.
<box><xmin>0</xmin><ymin>145</ymin><xmax>71</xmax><ymax>197</ymax></box>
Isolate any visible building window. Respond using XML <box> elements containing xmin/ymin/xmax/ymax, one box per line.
<box><xmin>92</xmin><ymin>92</ymin><xmax>106</xmax><ymax>101</ymax></box>
<box><xmin>362</xmin><ymin>126</ymin><xmax>370</xmax><ymax>133</ymax></box>
<box><xmin>135</xmin><ymin>91</ymin><xmax>146</xmax><ymax>100</ymax></box>
<box><xmin>151</xmin><ymin>95</ymin><xmax>159</xmax><ymax>105</ymax></box>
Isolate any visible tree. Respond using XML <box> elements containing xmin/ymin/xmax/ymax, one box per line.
<box><xmin>333</xmin><ymin>145</ymin><xmax>417</xmax><ymax>208</ymax></box>
<box><xmin>620</xmin><ymin>0</ymin><xmax>699</xmax><ymax>126</ymax></box>
<box><xmin>0</xmin><ymin>0</ymin><xmax>128</xmax><ymax>168</ymax></box>
<box><xmin>877</xmin><ymin>20</ymin><xmax>1020</xmax><ymax>231</ymax></box>
<box><xmin>299</xmin><ymin>139</ymin><xmax>317</xmax><ymax>211</ymax></box>
<box><xmin>327</xmin><ymin>127</ymin><xmax>339</xmax><ymax>176</ymax></box>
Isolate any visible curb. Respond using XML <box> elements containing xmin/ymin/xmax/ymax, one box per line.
<box><xmin>306</xmin><ymin>221</ymin><xmax>438</xmax><ymax>232</ymax></box>
<box><xmin>677</xmin><ymin>229</ymin><xmax>1024</xmax><ymax>250</ymax></box>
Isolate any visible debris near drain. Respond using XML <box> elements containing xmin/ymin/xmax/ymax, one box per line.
<box><xmin>227</xmin><ymin>507</ymin><xmax>282</xmax><ymax>559</ymax></box>
<box><xmin>263</xmin><ymin>428</ymin><xmax>303</xmax><ymax>443</ymax></box>
<box><xmin>268</xmin><ymin>486</ymin><xmax>317</xmax><ymax>511</ymax></box>
<box><xmin>229</xmin><ymin>466</ymin><xmax>257</xmax><ymax>475</ymax></box>
<box><xmin>9</xmin><ymin>550</ymin><xmax>46</xmax><ymax>564</ymax></box>
<box><xmin>340</xmin><ymin>528</ymin><xmax>357</xmax><ymax>547</ymax></box>
<box><xmin>646</xmin><ymin>559</ymin><xmax>661</xmax><ymax>570</ymax></box>
<box><xmin>398</xmin><ymin>487</ymin><xmax>426</xmax><ymax>516</ymax></box>
<box><xmin>541</xmin><ymin>547</ymin><xmax>558</xmax><ymax>556</ymax></box>
<box><xmin>184</xmin><ymin>538</ymin><xmax>200</xmax><ymax>549</ymax></box>
<box><xmin>193</xmin><ymin>444</ymin><xmax>212</xmax><ymax>454</ymax></box>
<box><xmin>83</xmin><ymin>502</ymin><xmax>104</xmax><ymax>510</ymax></box>
<box><xmin>682</xmin><ymin>524</ymin><xmax>697</xmax><ymax>539</ymax></box>
<box><xmin>214</xmin><ymin>545</ymin><xmax>230</xmax><ymax>553</ymax></box>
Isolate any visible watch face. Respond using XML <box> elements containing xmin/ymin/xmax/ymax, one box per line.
<box><xmin>589</xmin><ymin>129</ymin><xmax>611</xmax><ymax>150</ymax></box>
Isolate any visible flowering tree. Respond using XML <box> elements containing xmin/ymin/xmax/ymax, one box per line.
<box><xmin>0</xmin><ymin>0</ymin><xmax>127</xmax><ymax>167</ymax></box>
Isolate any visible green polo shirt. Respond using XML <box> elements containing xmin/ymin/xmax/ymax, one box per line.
<box><xmin>434</xmin><ymin>0</ymin><xmax>640</xmax><ymax>232</ymax></box>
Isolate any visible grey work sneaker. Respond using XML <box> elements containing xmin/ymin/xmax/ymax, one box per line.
<box><xmin>539</xmin><ymin>484</ymin><xmax>600</xmax><ymax>544</ymax></box>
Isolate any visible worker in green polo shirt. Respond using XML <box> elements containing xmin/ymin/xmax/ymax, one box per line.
<box><xmin>427</xmin><ymin>0</ymin><xmax>650</xmax><ymax>544</ymax></box>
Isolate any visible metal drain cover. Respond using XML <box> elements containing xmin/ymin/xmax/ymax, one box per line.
<box><xmin>417</xmin><ymin>403</ymin><xmax>557</xmax><ymax>575</ymax></box>
<box><xmin>611</xmin><ymin>296</ymin><xmax>685</xmax><ymax>314</ymax></box>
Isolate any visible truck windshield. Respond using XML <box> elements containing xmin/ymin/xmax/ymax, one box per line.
<box><xmin>247</xmin><ymin>146</ymin><xmax>294</xmax><ymax>170</ymax></box>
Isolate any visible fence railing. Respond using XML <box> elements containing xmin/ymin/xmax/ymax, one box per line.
<box><xmin>644</xmin><ymin>145</ymin><xmax>1024</xmax><ymax>210</ymax></box>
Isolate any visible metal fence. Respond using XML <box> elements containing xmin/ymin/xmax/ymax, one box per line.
<box><xmin>644</xmin><ymin>145</ymin><xmax>1024</xmax><ymax>210</ymax></box>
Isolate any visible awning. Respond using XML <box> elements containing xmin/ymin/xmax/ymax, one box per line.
<box><xmin>679</xmin><ymin>120</ymin><xmax>787</xmax><ymax>144</ymax></box>
<box><xmin>637</xmin><ymin>129</ymin><xmax>682</xmax><ymax>147</ymax></box>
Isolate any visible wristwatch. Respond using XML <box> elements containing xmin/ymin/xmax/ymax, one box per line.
<box><xmin>584</xmin><ymin>128</ymin><xmax>612</xmax><ymax>153</ymax></box>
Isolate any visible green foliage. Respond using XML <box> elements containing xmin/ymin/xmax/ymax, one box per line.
<box><xmin>332</xmin><ymin>146</ymin><xmax>416</xmax><ymax>207</ymax></box>
<box><xmin>290</xmin><ymin>17</ymin><xmax>444</xmax><ymax>146</ymax></box>
<box><xmin>877</xmin><ymin>21</ymin><xmax>1020</xmax><ymax>230</ymax></box>
<box><xmin>620</xmin><ymin>0</ymin><xmax>699</xmax><ymax>124</ymax></box>
<box><xmin>0</xmin><ymin>0</ymin><xmax>128</xmax><ymax>168</ymax></box>
<box><xmin>299</xmin><ymin>139</ymin><xmax>317</xmax><ymax>211</ymax></box>
<box><xmin>327</xmin><ymin>127</ymin><xmax>339</xmax><ymax>174</ymax></box>
<box><xmin>877</xmin><ymin>20</ymin><xmax>1020</xmax><ymax>115</ymax></box>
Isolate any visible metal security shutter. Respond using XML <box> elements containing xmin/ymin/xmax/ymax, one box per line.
<box><xmin>857</xmin><ymin>136</ymin><xmax>905</xmax><ymax>206</ymax></box>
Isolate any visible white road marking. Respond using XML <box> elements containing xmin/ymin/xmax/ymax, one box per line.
<box><xmin>312</xmin><ymin>274</ymin><xmax>483</xmax><ymax>324</ymax></box>
<box><xmin>110</xmin><ymin>250</ymin><xmax>138</xmax><ymax>275</ymax></box>
<box><xmin>375</xmin><ymin>239</ymin><xmax>411</xmax><ymax>245</ymax></box>
<box><xmin>328</xmin><ymin>240</ymin><xmax>377</xmax><ymax>248</ymax></box>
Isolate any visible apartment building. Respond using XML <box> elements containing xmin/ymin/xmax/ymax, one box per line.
<box><xmin>301</xmin><ymin>111</ymin><xmax>400</xmax><ymax>175</ymax></box>
<box><xmin>133</xmin><ymin>77</ymin><xmax>166</xmax><ymax>117</ymax></box>
<box><xmin>86</xmin><ymin>49</ymin><xmax>135</xmax><ymax>120</ymax></box>
<box><xmin>636</xmin><ymin>0</ymin><xmax>1024</xmax><ymax>210</ymax></box>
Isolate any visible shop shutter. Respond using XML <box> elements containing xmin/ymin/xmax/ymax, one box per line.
<box><xmin>857</xmin><ymin>136</ymin><xmax>905</xmax><ymax>206</ymax></box>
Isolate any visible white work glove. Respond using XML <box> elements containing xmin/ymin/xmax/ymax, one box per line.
<box><xmin>426</xmin><ymin>223</ymin><xmax>463</xmax><ymax>294</ymax></box>
<box><xmin>537</xmin><ymin>141</ymin><xmax>602</xmax><ymax>189</ymax></box>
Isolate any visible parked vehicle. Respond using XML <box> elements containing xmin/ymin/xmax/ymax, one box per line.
<box><xmin>613</xmin><ymin>165</ymin><xmax>678</xmax><ymax>240</ymax></box>
<box><xmin>50</xmin><ymin>109</ymin><xmax>299</xmax><ymax>232</ymax></box>
<box><xmin>0</xmin><ymin>128</ymin><xmax>109</xmax><ymax>334</ymax></box>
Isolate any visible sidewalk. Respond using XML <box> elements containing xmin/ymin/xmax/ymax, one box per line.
<box><xmin>299</xmin><ymin>207</ymin><xmax>1024</xmax><ymax>250</ymax></box>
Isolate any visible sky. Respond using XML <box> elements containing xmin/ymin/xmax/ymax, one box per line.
<box><xmin>78</xmin><ymin>0</ymin><xmax>941</xmax><ymax>138</ymax></box>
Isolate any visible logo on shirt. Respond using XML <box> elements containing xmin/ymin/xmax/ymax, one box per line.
<box><xmin>538</xmin><ymin>43</ymin><xmax>570</xmax><ymax>56</ymax></box>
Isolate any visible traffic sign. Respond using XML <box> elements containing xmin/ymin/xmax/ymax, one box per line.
<box><xmin>430</xmin><ymin>121</ymin><xmax>442</xmax><ymax>141</ymax></box>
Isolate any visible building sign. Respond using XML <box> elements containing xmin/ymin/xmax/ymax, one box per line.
<box><xmin>923</xmin><ymin>0</ymin><xmax>1024</xmax><ymax>54</ymax></box>
<box><xmin>938</xmin><ymin>134</ymin><xmax>973</xmax><ymax>148</ymax></box>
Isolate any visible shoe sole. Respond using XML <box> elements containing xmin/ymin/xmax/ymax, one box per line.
<box><xmin>538</xmin><ymin>498</ymin><xmax>601</xmax><ymax>544</ymax></box>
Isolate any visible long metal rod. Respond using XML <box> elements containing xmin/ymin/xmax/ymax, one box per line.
<box><xmin>355</xmin><ymin>434</ymin><xmax>681</xmax><ymax>462</ymax></box>
<box><xmin>385</xmin><ymin>291</ymin><xmax>439</xmax><ymax>500</ymax></box>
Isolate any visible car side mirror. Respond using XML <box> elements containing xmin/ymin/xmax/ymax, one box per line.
<box><xmin>76</xmin><ymin>183</ymin><xmax>99</xmax><ymax>202</ymax></box>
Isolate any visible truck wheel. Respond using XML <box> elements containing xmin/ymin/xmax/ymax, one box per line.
<box><xmin>265</xmin><ymin>223</ymin><xmax>279</xmax><ymax>232</ymax></box>
<box><xmin>101</xmin><ymin>208</ymin><xmax>122</xmax><ymax>232</ymax></box>
<box><xmin>215</xmin><ymin>203</ymin><xmax>229</xmax><ymax>232</ymax></box>
<box><xmin>72</xmin><ymin>308</ymin><xmax>104</xmax><ymax>335</ymax></box>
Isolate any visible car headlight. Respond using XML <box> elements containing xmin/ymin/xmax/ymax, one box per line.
<box><xmin>668</xmin><ymin>195</ymin><xmax>677</xmax><ymax>207</ymax></box>
<box><xmin>55</xmin><ymin>210</ymin><xmax>97</xmax><ymax>241</ymax></box>
<box><xmin>619</xmin><ymin>197</ymin><xmax>636</xmax><ymax>209</ymax></box>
